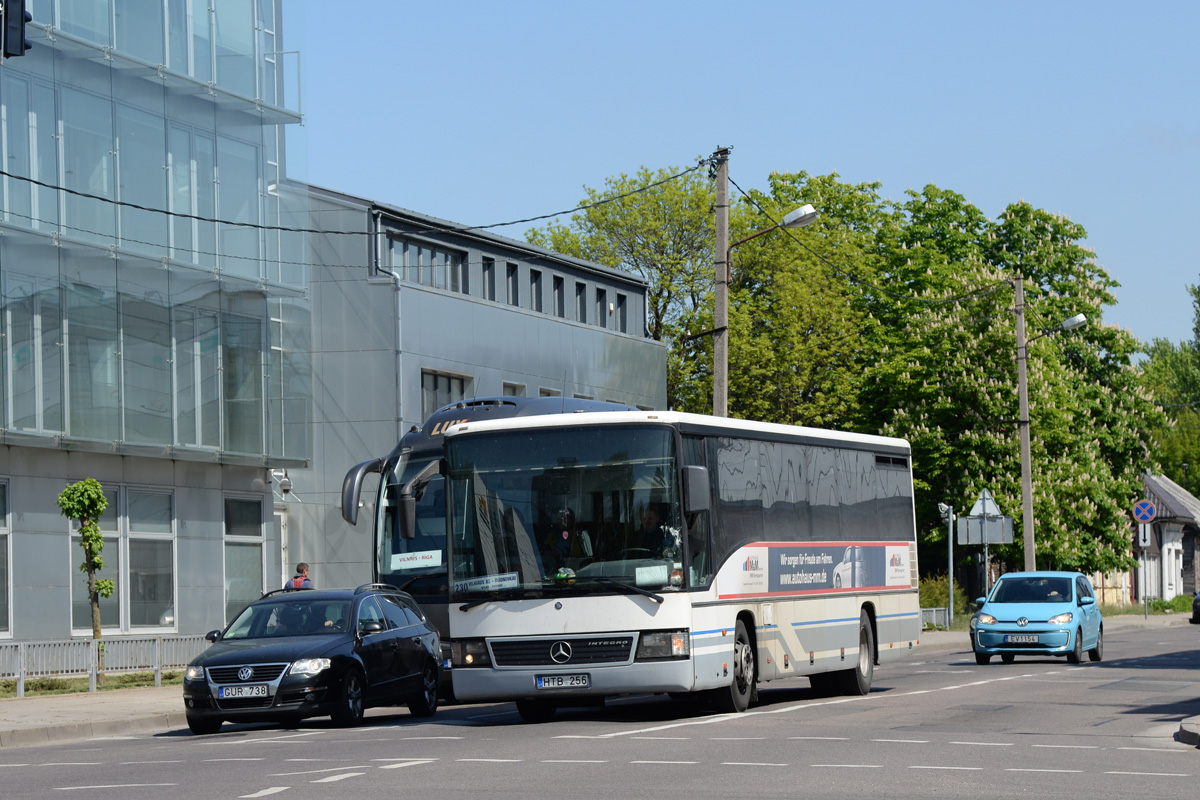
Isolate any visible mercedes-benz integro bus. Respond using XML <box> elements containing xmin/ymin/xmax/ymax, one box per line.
<box><xmin>397</xmin><ymin>409</ymin><xmax>921</xmax><ymax>722</ymax></box>
<box><xmin>341</xmin><ymin>397</ymin><xmax>635</xmax><ymax>688</ymax></box>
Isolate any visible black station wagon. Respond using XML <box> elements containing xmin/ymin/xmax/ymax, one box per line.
<box><xmin>183</xmin><ymin>584</ymin><xmax>441</xmax><ymax>734</ymax></box>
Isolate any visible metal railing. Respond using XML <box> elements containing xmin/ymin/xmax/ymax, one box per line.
<box><xmin>921</xmin><ymin>607</ymin><xmax>950</xmax><ymax>630</ymax></box>
<box><xmin>0</xmin><ymin>636</ymin><xmax>208</xmax><ymax>697</ymax></box>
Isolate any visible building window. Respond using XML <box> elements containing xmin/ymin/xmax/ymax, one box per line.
<box><xmin>506</xmin><ymin>263</ymin><xmax>519</xmax><ymax>307</ymax></box>
<box><xmin>576</xmin><ymin>282</ymin><xmax>587</xmax><ymax>323</ymax></box>
<box><xmin>391</xmin><ymin>238</ymin><xmax>466</xmax><ymax>294</ymax></box>
<box><xmin>616</xmin><ymin>293</ymin><xmax>628</xmax><ymax>333</ymax></box>
<box><xmin>483</xmin><ymin>258</ymin><xmax>496</xmax><ymax>301</ymax></box>
<box><xmin>539</xmin><ymin>388</ymin><xmax>561</xmax><ymax>398</ymax></box>
<box><xmin>553</xmin><ymin>276</ymin><xmax>565</xmax><ymax>318</ymax></box>
<box><xmin>596</xmin><ymin>288</ymin><xmax>608</xmax><ymax>329</ymax></box>
<box><xmin>224</xmin><ymin>496</ymin><xmax>264</xmax><ymax>623</ymax></box>
<box><xmin>530</xmin><ymin>270</ymin><xmax>543</xmax><ymax>313</ymax></box>
<box><xmin>0</xmin><ymin>481</ymin><xmax>8</xmax><ymax>634</ymax></box>
<box><xmin>422</xmin><ymin>370</ymin><xmax>470</xmax><ymax>418</ymax></box>
<box><xmin>71</xmin><ymin>487</ymin><xmax>176</xmax><ymax>632</ymax></box>
<box><xmin>573</xmin><ymin>393</ymin><xmax>594</xmax><ymax>400</ymax></box>
<box><xmin>503</xmin><ymin>382</ymin><xmax>525</xmax><ymax>397</ymax></box>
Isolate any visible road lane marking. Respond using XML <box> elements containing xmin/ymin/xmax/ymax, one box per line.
<box><xmin>949</xmin><ymin>741</ymin><xmax>1013</xmax><ymax>746</ymax></box>
<box><xmin>400</xmin><ymin>736</ymin><xmax>463</xmax><ymax>740</ymax></box>
<box><xmin>542</xmin><ymin>760</ymin><xmax>609</xmax><ymax>763</ymax></box>
<box><xmin>633</xmin><ymin>736</ymin><xmax>690</xmax><ymax>740</ymax></box>
<box><xmin>789</xmin><ymin>736</ymin><xmax>848</xmax><ymax>741</ymax></box>
<box><xmin>1006</xmin><ymin>768</ymin><xmax>1083</xmax><ymax>773</ymax></box>
<box><xmin>1106</xmin><ymin>771</ymin><xmax>1190</xmax><ymax>777</ymax></box>
<box><xmin>1117</xmin><ymin>747</ymin><xmax>1188</xmax><ymax>752</ymax></box>
<box><xmin>311</xmin><ymin>773</ymin><xmax>364</xmax><ymax>783</ymax></box>
<box><xmin>240</xmin><ymin>789</ymin><xmax>289</xmax><ymax>798</ymax></box>
<box><xmin>910</xmin><ymin>766</ymin><xmax>982</xmax><ymax>771</ymax></box>
<box><xmin>270</xmin><ymin>766</ymin><xmax>371</xmax><ymax>776</ymax></box>
<box><xmin>205</xmin><ymin>758</ymin><xmax>265</xmax><ymax>762</ymax></box>
<box><xmin>631</xmin><ymin>760</ymin><xmax>698</xmax><ymax>765</ymax></box>
<box><xmin>377</xmin><ymin>760</ymin><xmax>438</xmax><ymax>770</ymax></box>
<box><xmin>722</xmin><ymin>762</ymin><xmax>787</xmax><ymax>767</ymax></box>
<box><xmin>119</xmin><ymin>760</ymin><xmax>185</xmax><ymax>765</ymax></box>
<box><xmin>872</xmin><ymin>739</ymin><xmax>929</xmax><ymax>744</ymax></box>
<box><xmin>810</xmin><ymin>764</ymin><xmax>881</xmax><ymax>768</ymax></box>
<box><xmin>712</xmin><ymin>737</ymin><xmax>766</xmax><ymax>740</ymax></box>
<box><xmin>55</xmin><ymin>784</ymin><xmax>177</xmax><ymax>791</ymax></box>
<box><xmin>457</xmin><ymin>758</ymin><xmax>522</xmax><ymax>763</ymax></box>
<box><xmin>1032</xmin><ymin>744</ymin><xmax>1098</xmax><ymax>749</ymax></box>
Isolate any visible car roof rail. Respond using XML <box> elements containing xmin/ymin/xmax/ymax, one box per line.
<box><xmin>260</xmin><ymin>586</ymin><xmax>313</xmax><ymax>599</ymax></box>
<box><xmin>354</xmin><ymin>582</ymin><xmax>400</xmax><ymax>595</ymax></box>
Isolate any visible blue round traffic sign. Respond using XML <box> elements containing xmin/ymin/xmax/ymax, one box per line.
<box><xmin>1132</xmin><ymin>500</ymin><xmax>1156</xmax><ymax>523</ymax></box>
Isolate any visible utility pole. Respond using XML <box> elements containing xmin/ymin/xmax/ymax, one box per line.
<box><xmin>712</xmin><ymin>147</ymin><xmax>730</xmax><ymax>417</ymax></box>
<box><xmin>1015</xmin><ymin>275</ymin><xmax>1036</xmax><ymax>571</ymax></box>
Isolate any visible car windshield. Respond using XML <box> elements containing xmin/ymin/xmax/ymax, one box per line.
<box><xmin>991</xmin><ymin>577</ymin><xmax>1072</xmax><ymax>604</ymax></box>
<box><xmin>224</xmin><ymin>598</ymin><xmax>353</xmax><ymax>639</ymax></box>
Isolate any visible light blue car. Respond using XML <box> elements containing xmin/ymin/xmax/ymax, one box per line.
<box><xmin>969</xmin><ymin>571</ymin><xmax>1103</xmax><ymax>665</ymax></box>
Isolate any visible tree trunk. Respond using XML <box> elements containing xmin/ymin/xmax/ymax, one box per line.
<box><xmin>88</xmin><ymin>566</ymin><xmax>105</xmax><ymax>683</ymax></box>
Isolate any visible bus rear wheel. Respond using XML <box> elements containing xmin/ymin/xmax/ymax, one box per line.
<box><xmin>835</xmin><ymin>610</ymin><xmax>875</xmax><ymax>696</ymax></box>
<box><xmin>711</xmin><ymin>619</ymin><xmax>755</xmax><ymax>713</ymax></box>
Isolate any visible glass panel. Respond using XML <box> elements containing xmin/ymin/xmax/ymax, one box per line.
<box><xmin>72</xmin><ymin>538</ymin><xmax>121</xmax><ymax>630</ymax></box>
<box><xmin>97</xmin><ymin>489</ymin><xmax>119</xmax><ymax>533</ymax></box>
<box><xmin>2</xmin><ymin>74</ymin><xmax>32</xmax><ymax>228</ymax></box>
<box><xmin>192</xmin><ymin>0</ymin><xmax>213</xmax><ymax>83</ymax></box>
<box><xmin>67</xmin><ymin>266</ymin><xmax>120</xmax><ymax>441</ymax></box>
<box><xmin>0</xmin><ymin>533</ymin><xmax>7</xmax><ymax>632</ymax></box>
<box><xmin>225</xmin><ymin>496</ymin><xmax>262</xmax><ymax>538</ymax></box>
<box><xmin>60</xmin><ymin>0</ymin><xmax>113</xmax><ymax>46</ymax></box>
<box><xmin>223</xmin><ymin>310</ymin><xmax>264</xmax><ymax>454</ymax></box>
<box><xmin>169</xmin><ymin>127</ymin><xmax>193</xmax><ymax>261</ymax></box>
<box><xmin>115</xmin><ymin>0</ymin><xmax>165</xmax><ymax>64</ymax></box>
<box><xmin>121</xmin><ymin>260</ymin><xmax>172</xmax><ymax>444</ymax></box>
<box><xmin>32</xmin><ymin>84</ymin><xmax>60</xmax><ymax>231</ymax></box>
<box><xmin>62</xmin><ymin>89</ymin><xmax>116</xmax><ymax>245</ymax></box>
<box><xmin>195</xmin><ymin>134</ymin><xmax>217</xmax><ymax>268</ymax></box>
<box><xmin>224</xmin><ymin>541</ymin><xmax>262</xmax><ymax>622</ymax></box>
<box><xmin>213</xmin><ymin>0</ymin><xmax>256</xmax><ymax>97</ymax></box>
<box><xmin>129</xmin><ymin>490</ymin><xmax>172</xmax><ymax>534</ymax></box>
<box><xmin>216</xmin><ymin>136</ymin><xmax>260</xmax><ymax>277</ymax></box>
<box><xmin>117</xmin><ymin>105</ymin><xmax>168</xmax><ymax>256</ymax></box>
<box><xmin>168</xmin><ymin>0</ymin><xmax>188</xmax><ymax>73</ymax></box>
<box><xmin>4</xmin><ymin>266</ymin><xmax>63</xmax><ymax>433</ymax></box>
<box><xmin>129</xmin><ymin>538</ymin><xmax>173</xmax><ymax>627</ymax></box>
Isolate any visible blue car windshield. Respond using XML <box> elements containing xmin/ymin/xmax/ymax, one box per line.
<box><xmin>991</xmin><ymin>577</ymin><xmax>1072</xmax><ymax>604</ymax></box>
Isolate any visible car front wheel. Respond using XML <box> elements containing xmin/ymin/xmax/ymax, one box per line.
<box><xmin>975</xmin><ymin>651</ymin><xmax>991</xmax><ymax>665</ymax></box>
<box><xmin>332</xmin><ymin>667</ymin><xmax>365</xmax><ymax>727</ymax></box>
<box><xmin>187</xmin><ymin>715</ymin><xmax>222</xmax><ymax>735</ymax></box>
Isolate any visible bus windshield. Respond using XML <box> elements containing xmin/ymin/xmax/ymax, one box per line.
<box><xmin>445</xmin><ymin>424</ymin><xmax>683</xmax><ymax>598</ymax></box>
<box><xmin>376</xmin><ymin>450</ymin><xmax>450</xmax><ymax>585</ymax></box>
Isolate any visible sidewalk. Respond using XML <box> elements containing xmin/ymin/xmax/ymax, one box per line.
<box><xmin>0</xmin><ymin>614</ymin><xmax>1195</xmax><ymax>748</ymax></box>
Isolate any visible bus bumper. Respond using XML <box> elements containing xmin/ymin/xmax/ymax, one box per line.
<box><xmin>451</xmin><ymin>659</ymin><xmax>696</xmax><ymax>702</ymax></box>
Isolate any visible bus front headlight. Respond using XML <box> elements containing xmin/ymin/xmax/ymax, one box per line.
<box><xmin>636</xmin><ymin>630</ymin><xmax>689</xmax><ymax>660</ymax></box>
<box><xmin>452</xmin><ymin>639</ymin><xmax>491</xmax><ymax>667</ymax></box>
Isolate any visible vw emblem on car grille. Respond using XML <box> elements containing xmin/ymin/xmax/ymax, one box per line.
<box><xmin>1017</xmin><ymin>617</ymin><xmax>1029</xmax><ymax>627</ymax></box>
<box><xmin>550</xmin><ymin>641</ymin><xmax>573</xmax><ymax>664</ymax></box>
<box><xmin>238</xmin><ymin>667</ymin><xmax>255</xmax><ymax>681</ymax></box>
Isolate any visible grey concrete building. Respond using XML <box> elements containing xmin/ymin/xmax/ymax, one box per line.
<box><xmin>277</xmin><ymin>186</ymin><xmax>667</xmax><ymax>590</ymax></box>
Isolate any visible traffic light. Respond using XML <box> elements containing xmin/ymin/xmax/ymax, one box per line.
<box><xmin>3</xmin><ymin>0</ymin><xmax>33</xmax><ymax>59</ymax></box>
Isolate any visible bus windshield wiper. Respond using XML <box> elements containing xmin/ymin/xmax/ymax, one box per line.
<box><xmin>457</xmin><ymin>588</ymin><xmax>538</xmax><ymax>612</ymax></box>
<box><xmin>585</xmin><ymin>576</ymin><xmax>664</xmax><ymax>604</ymax></box>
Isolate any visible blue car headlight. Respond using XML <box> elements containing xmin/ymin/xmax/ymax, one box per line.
<box><xmin>1047</xmin><ymin>612</ymin><xmax>1073</xmax><ymax>625</ymax></box>
<box><xmin>976</xmin><ymin>613</ymin><xmax>997</xmax><ymax>625</ymax></box>
<box><xmin>289</xmin><ymin>658</ymin><xmax>332</xmax><ymax>677</ymax></box>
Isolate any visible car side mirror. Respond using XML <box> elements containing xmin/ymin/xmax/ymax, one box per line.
<box><xmin>1079</xmin><ymin>595</ymin><xmax>1095</xmax><ymax>606</ymax></box>
<box><xmin>975</xmin><ymin>597</ymin><xmax>986</xmax><ymax>608</ymax></box>
<box><xmin>360</xmin><ymin>620</ymin><xmax>385</xmax><ymax>635</ymax></box>
<box><xmin>204</xmin><ymin>629</ymin><xmax>222</xmax><ymax>642</ymax></box>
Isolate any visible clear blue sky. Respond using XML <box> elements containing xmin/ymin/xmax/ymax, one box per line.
<box><xmin>286</xmin><ymin>1</ymin><xmax>1198</xmax><ymax>348</ymax></box>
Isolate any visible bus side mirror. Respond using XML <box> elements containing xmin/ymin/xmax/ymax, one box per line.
<box><xmin>397</xmin><ymin>459</ymin><xmax>442</xmax><ymax>540</ymax></box>
<box><xmin>682</xmin><ymin>465</ymin><xmax>710</xmax><ymax>516</ymax></box>
<box><xmin>341</xmin><ymin>458</ymin><xmax>384</xmax><ymax>525</ymax></box>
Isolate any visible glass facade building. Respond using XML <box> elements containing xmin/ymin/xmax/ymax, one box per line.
<box><xmin>0</xmin><ymin>1</ymin><xmax>309</xmax><ymax>640</ymax></box>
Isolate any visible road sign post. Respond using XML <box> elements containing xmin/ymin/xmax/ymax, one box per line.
<box><xmin>1132</xmin><ymin>500</ymin><xmax>1156</xmax><ymax>619</ymax></box>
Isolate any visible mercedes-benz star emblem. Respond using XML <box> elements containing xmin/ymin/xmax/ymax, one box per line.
<box><xmin>550</xmin><ymin>641</ymin><xmax>572</xmax><ymax>664</ymax></box>
<box><xmin>238</xmin><ymin>667</ymin><xmax>254</xmax><ymax>681</ymax></box>
<box><xmin>1017</xmin><ymin>617</ymin><xmax>1029</xmax><ymax>627</ymax></box>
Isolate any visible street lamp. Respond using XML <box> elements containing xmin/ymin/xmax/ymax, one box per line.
<box><xmin>1015</xmin><ymin>275</ymin><xmax>1087</xmax><ymax>571</ymax></box>
<box><xmin>712</xmin><ymin>148</ymin><xmax>819</xmax><ymax>416</ymax></box>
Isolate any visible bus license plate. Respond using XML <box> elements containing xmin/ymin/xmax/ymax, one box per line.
<box><xmin>1004</xmin><ymin>635</ymin><xmax>1038</xmax><ymax>644</ymax></box>
<box><xmin>219</xmin><ymin>684</ymin><xmax>268</xmax><ymax>699</ymax></box>
<box><xmin>536</xmin><ymin>674</ymin><xmax>589</xmax><ymax>690</ymax></box>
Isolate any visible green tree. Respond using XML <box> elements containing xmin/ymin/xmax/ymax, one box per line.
<box><xmin>1139</xmin><ymin>282</ymin><xmax>1200</xmax><ymax>495</ymax></box>
<box><xmin>57</xmin><ymin>478</ymin><xmax>112</xmax><ymax>642</ymax></box>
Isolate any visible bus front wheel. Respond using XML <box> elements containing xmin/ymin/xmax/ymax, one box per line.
<box><xmin>711</xmin><ymin>619</ymin><xmax>755</xmax><ymax>713</ymax></box>
<box><xmin>515</xmin><ymin>698</ymin><xmax>557</xmax><ymax>723</ymax></box>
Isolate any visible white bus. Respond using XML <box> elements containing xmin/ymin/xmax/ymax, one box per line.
<box><xmin>398</xmin><ymin>409</ymin><xmax>921</xmax><ymax>722</ymax></box>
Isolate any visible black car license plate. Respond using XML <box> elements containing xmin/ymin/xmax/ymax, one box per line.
<box><xmin>536</xmin><ymin>674</ymin><xmax>589</xmax><ymax>690</ymax></box>
<box><xmin>219</xmin><ymin>683</ymin><xmax>268</xmax><ymax>699</ymax></box>
<box><xmin>1004</xmin><ymin>634</ymin><xmax>1038</xmax><ymax>644</ymax></box>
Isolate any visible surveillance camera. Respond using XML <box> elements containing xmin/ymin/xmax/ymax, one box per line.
<box><xmin>937</xmin><ymin>503</ymin><xmax>949</xmax><ymax>514</ymax></box>
<box><xmin>279</xmin><ymin>474</ymin><xmax>293</xmax><ymax>494</ymax></box>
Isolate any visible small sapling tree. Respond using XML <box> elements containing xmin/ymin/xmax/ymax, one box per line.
<box><xmin>57</xmin><ymin>479</ymin><xmax>112</xmax><ymax>673</ymax></box>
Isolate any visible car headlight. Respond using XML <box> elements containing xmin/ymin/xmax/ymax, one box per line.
<box><xmin>976</xmin><ymin>613</ymin><xmax>997</xmax><ymax>625</ymax></box>
<box><xmin>185</xmin><ymin>665</ymin><xmax>205</xmax><ymax>681</ymax></box>
<box><xmin>1047</xmin><ymin>612</ymin><xmax>1073</xmax><ymax>625</ymax></box>
<box><xmin>289</xmin><ymin>658</ymin><xmax>332</xmax><ymax>676</ymax></box>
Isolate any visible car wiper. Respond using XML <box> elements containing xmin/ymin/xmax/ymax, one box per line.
<box><xmin>584</xmin><ymin>576</ymin><xmax>664</xmax><ymax>604</ymax></box>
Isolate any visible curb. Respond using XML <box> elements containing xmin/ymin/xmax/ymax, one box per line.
<box><xmin>0</xmin><ymin>711</ymin><xmax>189</xmax><ymax>748</ymax></box>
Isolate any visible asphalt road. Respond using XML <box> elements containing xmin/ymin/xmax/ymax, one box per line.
<box><xmin>2</xmin><ymin>623</ymin><xmax>1197</xmax><ymax>799</ymax></box>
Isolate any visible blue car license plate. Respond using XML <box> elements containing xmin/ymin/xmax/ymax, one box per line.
<box><xmin>1004</xmin><ymin>634</ymin><xmax>1038</xmax><ymax>644</ymax></box>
